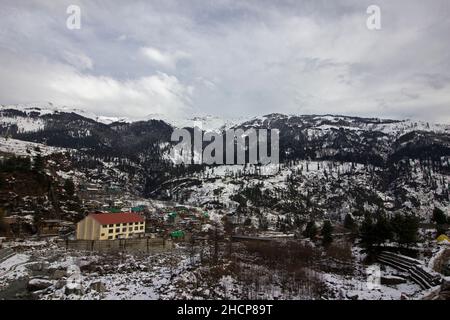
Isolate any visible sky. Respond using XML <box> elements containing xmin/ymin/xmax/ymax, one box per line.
<box><xmin>0</xmin><ymin>0</ymin><xmax>449</xmax><ymax>123</ymax></box>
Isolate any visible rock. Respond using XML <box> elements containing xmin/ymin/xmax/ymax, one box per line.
<box><xmin>94</xmin><ymin>266</ymin><xmax>105</xmax><ymax>274</ymax></box>
<box><xmin>65</xmin><ymin>280</ymin><xmax>83</xmax><ymax>295</ymax></box>
<box><xmin>27</xmin><ymin>278</ymin><xmax>53</xmax><ymax>292</ymax></box>
<box><xmin>55</xmin><ymin>279</ymin><xmax>66</xmax><ymax>290</ymax></box>
<box><xmin>67</xmin><ymin>265</ymin><xmax>81</xmax><ymax>276</ymax></box>
<box><xmin>438</xmin><ymin>291</ymin><xmax>450</xmax><ymax>300</ymax></box>
<box><xmin>346</xmin><ymin>292</ymin><xmax>359</xmax><ymax>300</ymax></box>
<box><xmin>27</xmin><ymin>262</ymin><xmax>44</xmax><ymax>272</ymax></box>
<box><xmin>441</xmin><ymin>277</ymin><xmax>450</xmax><ymax>291</ymax></box>
<box><xmin>139</xmin><ymin>264</ymin><xmax>148</xmax><ymax>272</ymax></box>
<box><xmin>52</xmin><ymin>269</ymin><xmax>67</xmax><ymax>280</ymax></box>
<box><xmin>47</xmin><ymin>266</ymin><xmax>58</xmax><ymax>275</ymax></box>
<box><xmin>27</xmin><ymin>261</ymin><xmax>50</xmax><ymax>273</ymax></box>
<box><xmin>90</xmin><ymin>281</ymin><xmax>106</xmax><ymax>293</ymax></box>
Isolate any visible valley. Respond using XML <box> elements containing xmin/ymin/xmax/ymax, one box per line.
<box><xmin>0</xmin><ymin>103</ymin><xmax>450</xmax><ymax>300</ymax></box>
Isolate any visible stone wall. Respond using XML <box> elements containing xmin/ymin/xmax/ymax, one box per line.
<box><xmin>57</xmin><ymin>237</ymin><xmax>173</xmax><ymax>253</ymax></box>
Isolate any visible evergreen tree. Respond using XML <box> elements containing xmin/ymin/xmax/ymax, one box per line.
<box><xmin>436</xmin><ymin>224</ymin><xmax>447</xmax><ymax>237</ymax></box>
<box><xmin>33</xmin><ymin>154</ymin><xmax>44</xmax><ymax>172</ymax></box>
<box><xmin>374</xmin><ymin>214</ymin><xmax>393</xmax><ymax>244</ymax></box>
<box><xmin>303</xmin><ymin>221</ymin><xmax>318</xmax><ymax>239</ymax></box>
<box><xmin>360</xmin><ymin>215</ymin><xmax>376</xmax><ymax>249</ymax></box>
<box><xmin>391</xmin><ymin>214</ymin><xmax>419</xmax><ymax>245</ymax></box>
<box><xmin>433</xmin><ymin>207</ymin><xmax>447</xmax><ymax>225</ymax></box>
<box><xmin>344</xmin><ymin>213</ymin><xmax>355</xmax><ymax>230</ymax></box>
<box><xmin>64</xmin><ymin>179</ymin><xmax>75</xmax><ymax>197</ymax></box>
<box><xmin>0</xmin><ymin>208</ymin><xmax>7</xmax><ymax>234</ymax></box>
<box><xmin>321</xmin><ymin>220</ymin><xmax>333</xmax><ymax>246</ymax></box>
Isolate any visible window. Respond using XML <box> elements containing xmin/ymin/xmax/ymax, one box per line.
<box><xmin>108</xmin><ymin>236</ymin><xmax>113</xmax><ymax>240</ymax></box>
<box><xmin>129</xmin><ymin>227</ymin><xmax>132</xmax><ymax>231</ymax></box>
<box><xmin>109</xmin><ymin>224</ymin><xmax>113</xmax><ymax>228</ymax></box>
<box><xmin>116</xmin><ymin>228</ymin><xmax>120</xmax><ymax>232</ymax></box>
<box><xmin>101</xmin><ymin>233</ymin><xmax>105</xmax><ymax>237</ymax></box>
<box><xmin>134</xmin><ymin>226</ymin><xmax>138</xmax><ymax>231</ymax></box>
<box><xmin>140</xmin><ymin>226</ymin><xmax>144</xmax><ymax>230</ymax></box>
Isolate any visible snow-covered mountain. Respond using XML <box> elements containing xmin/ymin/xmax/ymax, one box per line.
<box><xmin>0</xmin><ymin>103</ymin><xmax>247</xmax><ymax>132</ymax></box>
<box><xmin>1</xmin><ymin>103</ymin><xmax>449</xmax><ymax>224</ymax></box>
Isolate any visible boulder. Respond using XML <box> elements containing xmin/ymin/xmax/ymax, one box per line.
<box><xmin>438</xmin><ymin>291</ymin><xmax>450</xmax><ymax>300</ymax></box>
<box><xmin>27</xmin><ymin>262</ymin><xmax>45</xmax><ymax>272</ymax></box>
<box><xmin>441</xmin><ymin>277</ymin><xmax>450</xmax><ymax>291</ymax></box>
<box><xmin>52</xmin><ymin>269</ymin><xmax>67</xmax><ymax>280</ymax></box>
<box><xmin>27</xmin><ymin>278</ymin><xmax>53</xmax><ymax>292</ymax></box>
<box><xmin>346</xmin><ymin>292</ymin><xmax>359</xmax><ymax>300</ymax></box>
<box><xmin>55</xmin><ymin>279</ymin><xmax>66</xmax><ymax>290</ymax></box>
<box><xmin>90</xmin><ymin>281</ymin><xmax>106</xmax><ymax>293</ymax></box>
<box><xmin>27</xmin><ymin>261</ymin><xmax>50</xmax><ymax>273</ymax></box>
<box><xmin>65</xmin><ymin>280</ymin><xmax>83</xmax><ymax>295</ymax></box>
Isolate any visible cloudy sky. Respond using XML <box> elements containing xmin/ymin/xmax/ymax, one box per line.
<box><xmin>0</xmin><ymin>0</ymin><xmax>449</xmax><ymax>122</ymax></box>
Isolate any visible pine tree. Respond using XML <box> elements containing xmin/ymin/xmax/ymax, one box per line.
<box><xmin>321</xmin><ymin>220</ymin><xmax>333</xmax><ymax>246</ymax></box>
<box><xmin>360</xmin><ymin>215</ymin><xmax>376</xmax><ymax>249</ymax></box>
<box><xmin>0</xmin><ymin>208</ymin><xmax>7</xmax><ymax>234</ymax></box>
<box><xmin>374</xmin><ymin>214</ymin><xmax>393</xmax><ymax>244</ymax></box>
<box><xmin>391</xmin><ymin>214</ymin><xmax>419</xmax><ymax>245</ymax></box>
<box><xmin>33</xmin><ymin>154</ymin><xmax>44</xmax><ymax>172</ymax></box>
<box><xmin>344</xmin><ymin>213</ymin><xmax>355</xmax><ymax>230</ymax></box>
<box><xmin>433</xmin><ymin>207</ymin><xmax>447</xmax><ymax>225</ymax></box>
<box><xmin>303</xmin><ymin>221</ymin><xmax>318</xmax><ymax>239</ymax></box>
<box><xmin>64</xmin><ymin>179</ymin><xmax>75</xmax><ymax>197</ymax></box>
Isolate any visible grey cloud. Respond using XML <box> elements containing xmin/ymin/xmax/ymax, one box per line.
<box><xmin>0</xmin><ymin>0</ymin><xmax>449</xmax><ymax>123</ymax></box>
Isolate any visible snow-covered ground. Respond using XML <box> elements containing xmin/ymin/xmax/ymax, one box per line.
<box><xmin>0</xmin><ymin>254</ymin><xmax>31</xmax><ymax>287</ymax></box>
<box><xmin>0</xmin><ymin>238</ymin><xmax>443</xmax><ymax>300</ymax></box>
<box><xmin>0</xmin><ymin>137</ymin><xmax>70</xmax><ymax>157</ymax></box>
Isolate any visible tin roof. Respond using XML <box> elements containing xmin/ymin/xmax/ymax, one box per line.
<box><xmin>89</xmin><ymin>212</ymin><xmax>144</xmax><ymax>225</ymax></box>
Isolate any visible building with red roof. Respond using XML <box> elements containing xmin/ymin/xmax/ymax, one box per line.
<box><xmin>76</xmin><ymin>212</ymin><xmax>146</xmax><ymax>240</ymax></box>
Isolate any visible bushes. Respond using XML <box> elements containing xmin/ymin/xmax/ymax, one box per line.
<box><xmin>244</xmin><ymin>240</ymin><xmax>316</xmax><ymax>270</ymax></box>
<box><xmin>325</xmin><ymin>242</ymin><xmax>353</xmax><ymax>263</ymax></box>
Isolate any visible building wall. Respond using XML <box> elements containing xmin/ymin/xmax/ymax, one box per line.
<box><xmin>76</xmin><ymin>217</ymin><xmax>145</xmax><ymax>240</ymax></box>
<box><xmin>98</xmin><ymin>221</ymin><xmax>145</xmax><ymax>240</ymax></box>
<box><xmin>76</xmin><ymin>216</ymin><xmax>101</xmax><ymax>240</ymax></box>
